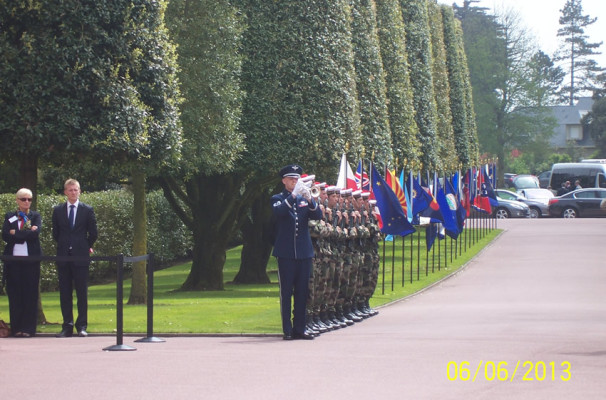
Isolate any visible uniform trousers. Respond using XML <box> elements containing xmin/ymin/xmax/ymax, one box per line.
<box><xmin>57</xmin><ymin>262</ymin><xmax>89</xmax><ymax>331</ymax></box>
<box><xmin>277</xmin><ymin>257</ymin><xmax>312</xmax><ymax>335</ymax></box>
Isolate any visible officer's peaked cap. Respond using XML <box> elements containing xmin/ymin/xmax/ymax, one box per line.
<box><xmin>279</xmin><ymin>164</ymin><xmax>303</xmax><ymax>178</ymax></box>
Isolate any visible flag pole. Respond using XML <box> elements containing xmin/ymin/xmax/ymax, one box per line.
<box><xmin>397</xmin><ymin>159</ymin><xmax>405</xmax><ymax>288</ymax></box>
<box><xmin>381</xmin><ymin>232</ymin><xmax>386</xmax><ymax>295</ymax></box>
<box><xmin>408</xmin><ymin>163</ymin><xmax>415</xmax><ymax>283</ymax></box>
<box><xmin>389</xmin><ymin>160</ymin><xmax>396</xmax><ymax>291</ymax></box>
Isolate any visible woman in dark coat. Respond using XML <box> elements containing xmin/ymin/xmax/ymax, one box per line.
<box><xmin>2</xmin><ymin>188</ymin><xmax>42</xmax><ymax>337</ymax></box>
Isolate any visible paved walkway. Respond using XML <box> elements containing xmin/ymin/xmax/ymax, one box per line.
<box><xmin>2</xmin><ymin>219</ymin><xmax>605</xmax><ymax>400</ymax></box>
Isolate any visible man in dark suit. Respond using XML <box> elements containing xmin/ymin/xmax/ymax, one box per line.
<box><xmin>52</xmin><ymin>179</ymin><xmax>98</xmax><ymax>337</ymax></box>
<box><xmin>271</xmin><ymin>165</ymin><xmax>323</xmax><ymax>340</ymax></box>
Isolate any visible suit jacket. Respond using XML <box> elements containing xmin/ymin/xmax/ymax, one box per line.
<box><xmin>2</xmin><ymin>211</ymin><xmax>42</xmax><ymax>258</ymax></box>
<box><xmin>52</xmin><ymin>202</ymin><xmax>98</xmax><ymax>267</ymax></box>
<box><xmin>271</xmin><ymin>190</ymin><xmax>323</xmax><ymax>260</ymax></box>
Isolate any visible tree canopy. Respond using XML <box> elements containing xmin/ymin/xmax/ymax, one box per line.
<box><xmin>0</xmin><ymin>0</ymin><xmax>182</xmax><ymax>192</ymax></box>
<box><xmin>556</xmin><ymin>0</ymin><xmax>604</xmax><ymax>105</ymax></box>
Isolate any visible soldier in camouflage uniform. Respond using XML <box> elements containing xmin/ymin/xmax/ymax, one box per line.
<box><xmin>333</xmin><ymin>189</ymin><xmax>356</xmax><ymax>325</ymax></box>
<box><xmin>342</xmin><ymin>190</ymin><xmax>365</xmax><ymax>321</ymax></box>
<box><xmin>320</xmin><ymin>187</ymin><xmax>345</xmax><ymax>329</ymax></box>
<box><xmin>306</xmin><ymin>185</ymin><xmax>381</xmax><ymax>333</ymax></box>
<box><xmin>306</xmin><ymin>181</ymin><xmax>326</xmax><ymax>335</ymax></box>
<box><xmin>325</xmin><ymin>189</ymin><xmax>353</xmax><ymax>327</ymax></box>
<box><xmin>348</xmin><ymin>190</ymin><xmax>372</xmax><ymax>319</ymax></box>
<box><xmin>362</xmin><ymin>197</ymin><xmax>380</xmax><ymax>316</ymax></box>
<box><xmin>313</xmin><ymin>186</ymin><xmax>341</xmax><ymax>331</ymax></box>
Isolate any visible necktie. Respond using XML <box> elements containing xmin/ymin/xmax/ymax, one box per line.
<box><xmin>18</xmin><ymin>211</ymin><xmax>27</xmax><ymax>230</ymax></box>
<box><xmin>69</xmin><ymin>204</ymin><xmax>75</xmax><ymax>229</ymax></box>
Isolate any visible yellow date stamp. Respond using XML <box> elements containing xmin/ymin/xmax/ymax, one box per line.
<box><xmin>447</xmin><ymin>361</ymin><xmax>571</xmax><ymax>382</ymax></box>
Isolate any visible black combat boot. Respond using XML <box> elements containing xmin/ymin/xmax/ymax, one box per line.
<box><xmin>344</xmin><ymin>305</ymin><xmax>363</xmax><ymax>323</ymax></box>
<box><xmin>365</xmin><ymin>299</ymin><xmax>379</xmax><ymax>316</ymax></box>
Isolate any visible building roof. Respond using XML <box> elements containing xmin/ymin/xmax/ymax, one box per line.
<box><xmin>550</xmin><ymin>97</ymin><xmax>592</xmax><ymax>125</ymax></box>
<box><xmin>548</xmin><ymin>97</ymin><xmax>595</xmax><ymax>149</ymax></box>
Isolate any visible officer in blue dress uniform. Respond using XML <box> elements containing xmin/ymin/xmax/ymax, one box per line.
<box><xmin>271</xmin><ymin>164</ymin><xmax>323</xmax><ymax>340</ymax></box>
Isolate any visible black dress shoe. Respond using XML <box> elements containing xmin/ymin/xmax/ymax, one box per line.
<box><xmin>293</xmin><ymin>331</ymin><xmax>315</xmax><ymax>340</ymax></box>
<box><xmin>283</xmin><ymin>334</ymin><xmax>294</xmax><ymax>340</ymax></box>
<box><xmin>77</xmin><ymin>329</ymin><xmax>88</xmax><ymax>337</ymax></box>
<box><xmin>56</xmin><ymin>329</ymin><xmax>73</xmax><ymax>338</ymax></box>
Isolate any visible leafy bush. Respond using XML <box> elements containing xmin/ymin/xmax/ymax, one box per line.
<box><xmin>0</xmin><ymin>190</ymin><xmax>191</xmax><ymax>291</ymax></box>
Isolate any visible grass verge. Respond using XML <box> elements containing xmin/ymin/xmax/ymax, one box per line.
<box><xmin>0</xmin><ymin>228</ymin><xmax>500</xmax><ymax>334</ymax></box>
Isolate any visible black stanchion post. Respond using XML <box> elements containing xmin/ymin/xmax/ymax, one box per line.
<box><xmin>136</xmin><ymin>253</ymin><xmax>165</xmax><ymax>343</ymax></box>
<box><xmin>103</xmin><ymin>254</ymin><xmax>136</xmax><ymax>351</ymax></box>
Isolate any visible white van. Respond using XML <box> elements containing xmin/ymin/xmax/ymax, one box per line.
<box><xmin>549</xmin><ymin>163</ymin><xmax>606</xmax><ymax>191</ymax></box>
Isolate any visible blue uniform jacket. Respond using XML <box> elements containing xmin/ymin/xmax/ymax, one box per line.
<box><xmin>271</xmin><ymin>189</ymin><xmax>323</xmax><ymax>260</ymax></box>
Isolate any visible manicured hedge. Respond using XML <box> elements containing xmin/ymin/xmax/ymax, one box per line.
<box><xmin>0</xmin><ymin>190</ymin><xmax>192</xmax><ymax>291</ymax></box>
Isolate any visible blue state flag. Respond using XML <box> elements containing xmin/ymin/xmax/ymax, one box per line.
<box><xmin>450</xmin><ymin>174</ymin><xmax>467</xmax><ymax>234</ymax></box>
<box><xmin>419</xmin><ymin>174</ymin><xmax>444</xmax><ymax>224</ymax></box>
<box><xmin>439</xmin><ymin>178</ymin><xmax>462</xmax><ymax>239</ymax></box>
<box><xmin>483</xmin><ymin>169</ymin><xmax>499</xmax><ymax>207</ymax></box>
<box><xmin>406</xmin><ymin>175</ymin><xmax>433</xmax><ymax>218</ymax></box>
<box><xmin>370</xmin><ymin>163</ymin><xmax>416</xmax><ymax>237</ymax></box>
<box><xmin>400</xmin><ymin>169</ymin><xmax>413</xmax><ymax>223</ymax></box>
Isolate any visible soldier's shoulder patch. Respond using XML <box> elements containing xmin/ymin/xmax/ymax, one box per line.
<box><xmin>273</xmin><ymin>200</ymin><xmax>282</xmax><ymax>207</ymax></box>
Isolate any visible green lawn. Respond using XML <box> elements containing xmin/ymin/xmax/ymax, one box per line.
<box><xmin>1</xmin><ymin>228</ymin><xmax>500</xmax><ymax>334</ymax></box>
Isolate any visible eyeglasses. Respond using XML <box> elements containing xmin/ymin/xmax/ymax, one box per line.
<box><xmin>18</xmin><ymin>198</ymin><xmax>33</xmax><ymax>202</ymax></box>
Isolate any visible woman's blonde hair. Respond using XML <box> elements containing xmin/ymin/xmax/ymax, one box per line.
<box><xmin>15</xmin><ymin>188</ymin><xmax>33</xmax><ymax>199</ymax></box>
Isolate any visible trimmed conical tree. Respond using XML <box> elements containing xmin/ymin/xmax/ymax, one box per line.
<box><xmin>0</xmin><ymin>0</ymin><xmax>182</xmax><ymax>306</ymax></box>
<box><xmin>427</xmin><ymin>0</ymin><xmax>458</xmax><ymax>171</ymax></box>
<box><xmin>442</xmin><ymin>5</ymin><xmax>475</xmax><ymax>167</ymax></box>
<box><xmin>162</xmin><ymin>0</ymin><xmax>246</xmax><ymax>290</ymax></box>
<box><xmin>400</xmin><ymin>0</ymin><xmax>439</xmax><ymax>171</ymax></box>
<box><xmin>240</xmin><ymin>0</ymin><xmax>361</xmax><ymax>176</ymax></box>
<box><xmin>375</xmin><ymin>0</ymin><xmax>420</xmax><ymax>166</ymax></box>
<box><xmin>350</xmin><ymin>0</ymin><xmax>393</xmax><ymax>165</ymax></box>
<box><xmin>234</xmin><ymin>0</ymin><xmax>363</xmax><ymax>283</ymax></box>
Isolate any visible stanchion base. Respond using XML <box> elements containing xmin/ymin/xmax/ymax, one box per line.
<box><xmin>103</xmin><ymin>344</ymin><xmax>137</xmax><ymax>351</ymax></box>
<box><xmin>135</xmin><ymin>336</ymin><xmax>165</xmax><ymax>343</ymax></box>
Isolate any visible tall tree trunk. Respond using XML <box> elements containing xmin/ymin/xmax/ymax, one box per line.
<box><xmin>181</xmin><ymin>229</ymin><xmax>228</xmax><ymax>290</ymax></box>
<box><xmin>20</xmin><ymin>157</ymin><xmax>38</xmax><ymax>203</ymax></box>
<box><xmin>128</xmin><ymin>170</ymin><xmax>147</xmax><ymax>304</ymax></box>
<box><xmin>159</xmin><ymin>173</ymin><xmax>273</xmax><ymax>290</ymax></box>
<box><xmin>233</xmin><ymin>189</ymin><xmax>274</xmax><ymax>284</ymax></box>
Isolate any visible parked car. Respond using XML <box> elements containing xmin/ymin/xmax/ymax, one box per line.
<box><xmin>517</xmin><ymin>188</ymin><xmax>554</xmax><ymax>216</ymax></box>
<box><xmin>492</xmin><ymin>197</ymin><xmax>531</xmax><ymax>219</ymax></box>
<box><xmin>503</xmin><ymin>173</ymin><xmax>516</xmax><ymax>188</ymax></box>
<box><xmin>495</xmin><ymin>189</ymin><xmax>549</xmax><ymax>218</ymax></box>
<box><xmin>547</xmin><ymin>188</ymin><xmax>606</xmax><ymax>218</ymax></box>
<box><xmin>537</xmin><ymin>171</ymin><xmax>551</xmax><ymax>189</ymax></box>
<box><xmin>511</xmin><ymin>174</ymin><xmax>540</xmax><ymax>190</ymax></box>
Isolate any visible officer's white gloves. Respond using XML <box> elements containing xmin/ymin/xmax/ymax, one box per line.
<box><xmin>300</xmin><ymin>186</ymin><xmax>312</xmax><ymax>201</ymax></box>
<box><xmin>292</xmin><ymin>178</ymin><xmax>305</xmax><ymax>197</ymax></box>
